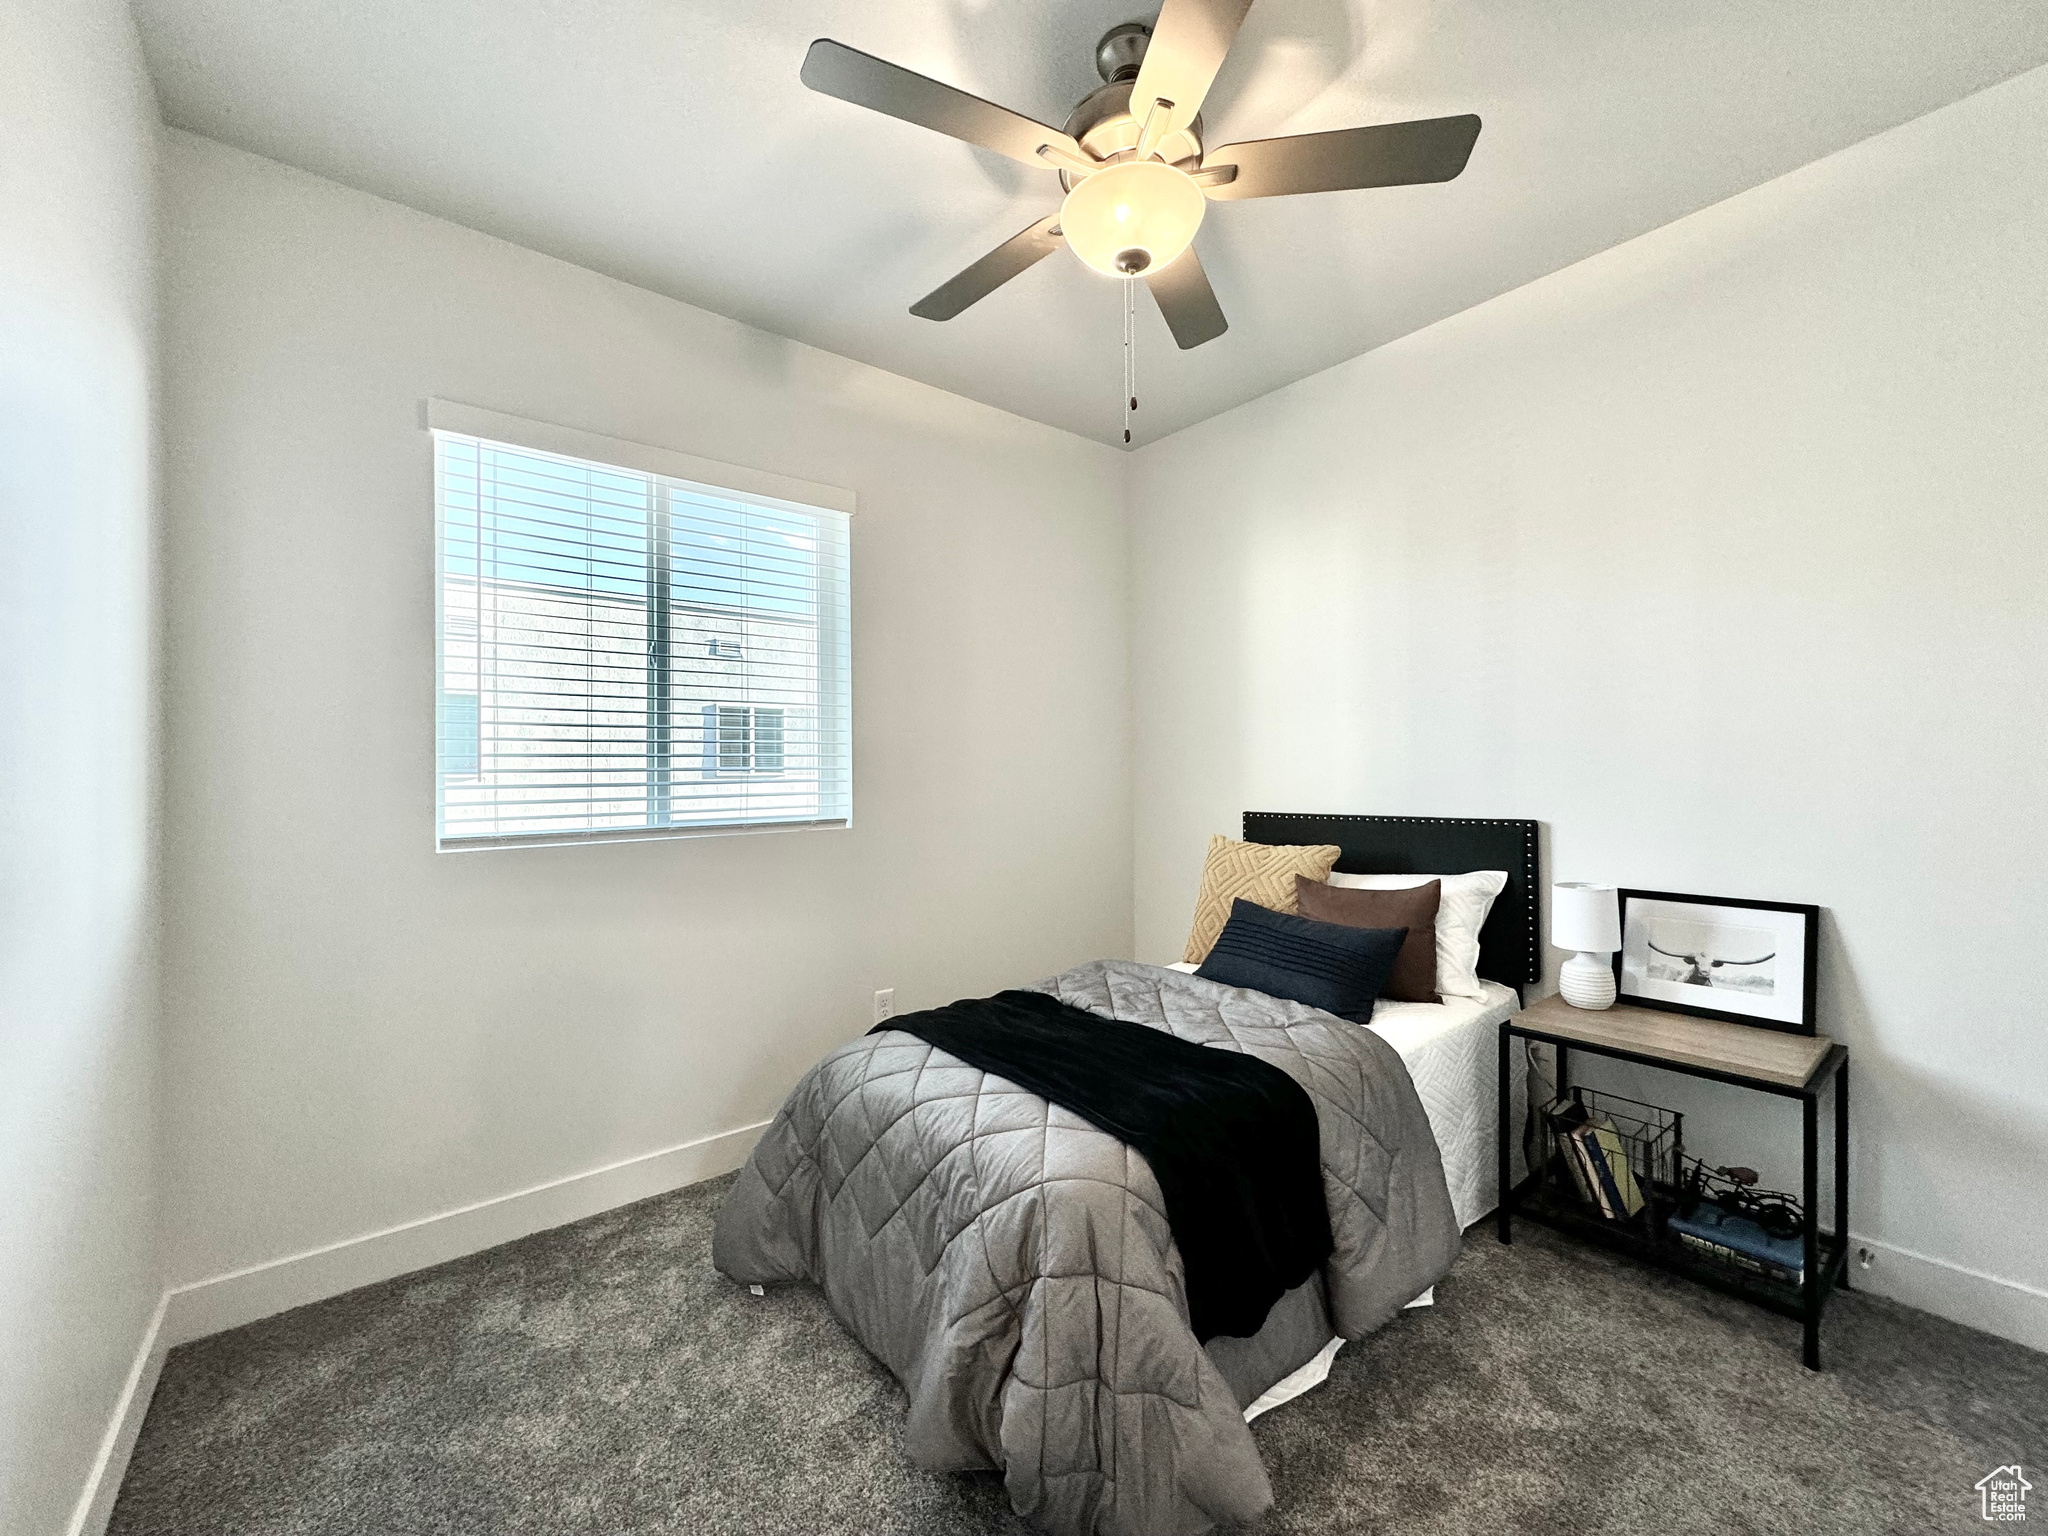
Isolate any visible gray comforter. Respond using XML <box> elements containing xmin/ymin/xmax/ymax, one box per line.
<box><xmin>712</xmin><ymin>959</ymin><xmax>1460</xmax><ymax>1536</ymax></box>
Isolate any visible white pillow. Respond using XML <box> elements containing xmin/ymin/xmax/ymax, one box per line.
<box><xmin>1322</xmin><ymin>870</ymin><xmax>1509</xmax><ymax>1001</ymax></box>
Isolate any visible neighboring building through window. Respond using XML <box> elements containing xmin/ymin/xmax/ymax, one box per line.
<box><xmin>705</xmin><ymin>704</ymin><xmax>785</xmax><ymax>776</ymax></box>
<box><xmin>431</xmin><ymin>406</ymin><xmax>852</xmax><ymax>849</ymax></box>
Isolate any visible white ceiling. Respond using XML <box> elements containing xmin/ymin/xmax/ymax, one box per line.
<box><xmin>131</xmin><ymin>1</ymin><xmax>2048</xmax><ymax>447</ymax></box>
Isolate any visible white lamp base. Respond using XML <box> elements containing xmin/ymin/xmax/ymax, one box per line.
<box><xmin>1560</xmin><ymin>951</ymin><xmax>1616</xmax><ymax>1010</ymax></box>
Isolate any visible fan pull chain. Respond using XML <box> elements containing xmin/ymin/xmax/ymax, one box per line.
<box><xmin>1122</xmin><ymin>278</ymin><xmax>1138</xmax><ymax>445</ymax></box>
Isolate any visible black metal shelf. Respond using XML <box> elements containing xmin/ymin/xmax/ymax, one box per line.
<box><xmin>1499</xmin><ymin>997</ymin><xmax>1850</xmax><ymax>1370</ymax></box>
<box><xmin>1513</xmin><ymin>1179</ymin><xmax>1848</xmax><ymax>1321</ymax></box>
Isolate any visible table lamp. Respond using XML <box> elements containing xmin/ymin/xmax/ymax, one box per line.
<box><xmin>1553</xmin><ymin>883</ymin><xmax>1621</xmax><ymax>1010</ymax></box>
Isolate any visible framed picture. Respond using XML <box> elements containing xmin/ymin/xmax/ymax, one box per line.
<box><xmin>1613</xmin><ymin>889</ymin><xmax>1820</xmax><ymax>1035</ymax></box>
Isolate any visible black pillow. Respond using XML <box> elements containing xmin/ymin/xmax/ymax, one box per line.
<box><xmin>1195</xmin><ymin>899</ymin><xmax>1407</xmax><ymax>1022</ymax></box>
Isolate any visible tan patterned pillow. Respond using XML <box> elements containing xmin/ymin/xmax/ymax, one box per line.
<box><xmin>1181</xmin><ymin>834</ymin><xmax>1343</xmax><ymax>965</ymax></box>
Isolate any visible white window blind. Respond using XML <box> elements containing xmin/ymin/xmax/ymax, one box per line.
<box><xmin>432</xmin><ymin>420</ymin><xmax>851</xmax><ymax>849</ymax></box>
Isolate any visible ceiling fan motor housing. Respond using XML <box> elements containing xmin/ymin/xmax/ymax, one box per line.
<box><xmin>1060</xmin><ymin>81</ymin><xmax>1204</xmax><ymax>190</ymax></box>
<box><xmin>1061</xmin><ymin>23</ymin><xmax>1204</xmax><ymax>191</ymax></box>
<box><xmin>1094</xmin><ymin>22</ymin><xmax>1150</xmax><ymax>83</ymax></box>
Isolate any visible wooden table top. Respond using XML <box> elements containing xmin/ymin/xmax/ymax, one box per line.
<box><xmin>1514</xmin><ymin>992</ymin><xmax>1837</xmax><ymax>1090</ymax></box>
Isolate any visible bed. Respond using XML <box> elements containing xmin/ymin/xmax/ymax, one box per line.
<box><xmin>1163</xmin><ymin>968</ymin><xmax>1528</xmax><ymax>1237</ymax></box>
<box><xmin>1170</xmin><ymin>968</ymin><xmax>1528</xmax><ymax>1417</ymax></box>
<box><xmin>714</xmin><ymin>813</ymin><xmax>1540</xmax><ymax>1536</ymax></box>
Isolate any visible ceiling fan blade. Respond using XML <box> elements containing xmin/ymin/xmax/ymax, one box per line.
<box><xmin>910</xmin><ymin>214</ymin><xmax>1066</xmax><ymax>321</ymax></box>
<box><xmin>1144</xmin><ymin>246</ymin><xmax>1228</xmax><ymax>349</ymax></box>
<box><xmin>802</xmin><ymin>39</ymin><xmax>1086</xmax><ymax>170</ymax></box>
<box><xmin>1202</xmin><ymin>114</ymin><xmax>1481</xmax><ymax>200</ymax></box>
<box><xmin>1130</xmin><ymin>0</ymin><xmax>1255</xmax><ymax>151</ymax></box>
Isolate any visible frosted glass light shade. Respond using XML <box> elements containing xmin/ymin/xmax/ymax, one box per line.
<box><xmin>1060</xmin><ymin>160</ymin><xmax>1206</xmax><ymax>277</ymax></box>
<box><xmin>1552</xmin><ymin>882</ymin><xmax>1621</xmax><ymax>953</ymax></box>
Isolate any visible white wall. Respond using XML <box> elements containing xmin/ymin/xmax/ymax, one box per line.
<box><xmin>1127</xmin><ymin>68</ymin><xmax>2048</xmax><ymax>1343</ymax></box>
<box><xmin>158</xmin><ymin>133</ymin><xmax>1132</xmax><ymax>1294</ymax></box>
<box><xmin>0</xmin><ymin>2</ymin><xmax>163</xmax><ymax>1532</ymax></box>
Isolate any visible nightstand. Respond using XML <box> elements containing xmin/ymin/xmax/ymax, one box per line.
<box><xmin>1497</xmin><ymin>992</ymin><xmax>1849</xmax><ymax>1369</ymax></box>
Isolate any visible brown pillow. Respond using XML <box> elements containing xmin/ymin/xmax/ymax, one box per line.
<box><xmin>1181</xmin><ymin>835</ymin><xmax>1342</xmax><ymax>964</ymax></box>
<box><xmin>1294</xmin><ymin>875</ymin><xmax>1442</xmax><ymax>1004</ymax></box>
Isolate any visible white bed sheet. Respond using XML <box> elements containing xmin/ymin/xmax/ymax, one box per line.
<box><xmin>1366</xmin><ymin>980</ymin><xmax>1528</xmax><ymax>1230</ymax></box>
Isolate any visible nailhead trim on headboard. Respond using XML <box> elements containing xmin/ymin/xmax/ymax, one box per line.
<box><xmin>1241</xmin><ymin>813</ymin><xmax>1542</xmax><ymax>988</ymax></box>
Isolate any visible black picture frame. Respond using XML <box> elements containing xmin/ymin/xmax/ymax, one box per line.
<box><xmin>1612</xmin><ymin>888</ymin><xmax>1821</xmax><ymax>1036</ymax></box>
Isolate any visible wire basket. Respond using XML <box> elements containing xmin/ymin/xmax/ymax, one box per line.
<box><xmin>1538</xmin><ymin>1086</ymin><xmax>1682</xmax><ymax>1229</ymax></box>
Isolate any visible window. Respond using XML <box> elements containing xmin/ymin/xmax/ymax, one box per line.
<box><xmin>704</xmin><ymin>704</ymin><xmax>785</xmax><ymax>776</ymax></box>
<box><xmin>431</xmin><ymin>404</ymin><xmax>852</xmax><ymax>849</ymax></box>
<box><xmin>438</xmin><ymin>691</ymin><xmax>480</xmax><ymax>778</ymax></box>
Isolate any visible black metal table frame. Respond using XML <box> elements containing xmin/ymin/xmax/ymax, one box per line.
<box><xmin>1496</xmin><ymin>1018</ymin><xmax>1850</xmax><ymax>1369</ymax></box>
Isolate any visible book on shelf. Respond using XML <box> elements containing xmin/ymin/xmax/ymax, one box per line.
<box><xmin>1560</xmin><ymin>1124</ymin><xmax>1613</xmax><ymax>1217</ymax></box>
<box><xmin>1556</xmin><ymin>1120</ymin><xmax>1647</xmax><ymax>1220</ymax></box>
<box><xmin>1666</xmin><ymin>1204</ymin><xmax>1805</xmax><ymax>1284</ymax></box>
<box><xmin>1673</xmin><ymin>1231</ymin><xmax>1800</xmax><ymax>1284</ymax></box>
<box><xmin>1547</xmin><ymin>1099</ymin><xmax>1597</xmax><ymax>1207</ymax></box>
<box><xmin>1568</xmin><ymin>1125</ymin><xmax>1619</xmax><ymax>1217</ymax></box>
<box><xmin>1555</xmin><ymin>1135</ymin><xmax>1598</xmax><ymax>1209</ymax></box>
<box><xmin>1587</xmin><ymin>1121</ymin><xmax>1648</xmax><ymax>1217</ymax></box>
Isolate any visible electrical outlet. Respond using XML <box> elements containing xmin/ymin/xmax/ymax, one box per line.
<box><xmin>873</xmin><ymin>988</ymin><xmax>895</xmax><ymax>1024</ymax></box>
<box><xmin>1857</xmin><ymin>1247</ymin><xmax>1875</xmax><ymax>1271</ymax></box>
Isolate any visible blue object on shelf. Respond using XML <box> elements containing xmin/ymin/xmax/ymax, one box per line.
<box><xmin>1667</xmin><ymin>1203</ymin><xmax>1806</xmax><ymax>1279</ymax></box>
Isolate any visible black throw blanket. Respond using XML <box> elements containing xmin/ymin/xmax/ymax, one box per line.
<box><xmin>874</xmin><ymin>989</ymin><xmax>1333</xmax><ymax>1341</ymax></box>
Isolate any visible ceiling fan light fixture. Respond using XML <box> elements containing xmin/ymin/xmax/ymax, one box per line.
<box><xmin>1059</xmin><ymin>159</ymin><xmax>1206</xmax><ymax>279</ymax></box>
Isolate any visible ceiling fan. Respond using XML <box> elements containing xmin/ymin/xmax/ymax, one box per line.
<box><xmin>801</xmin><ymin>0</ymin><xmax>1481</xmax><ymax>350</ymax></box>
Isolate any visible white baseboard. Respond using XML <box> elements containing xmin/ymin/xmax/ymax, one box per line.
<box><xmin>1847</xmin><ymin>1232</ymin><xmax>2048</xmax><ymax>1354</ymax></box>
<box><xmin>66</xmin><ymin>1292</ymin><xmax>169</xmax><ymax>1536</ymax></box>
<box><xmin>67</xmin><ymin>1123</ymin><xmax>766</xmax><ymax>1534</ymax></box>
<box><xmin>162</xmin><ymin>1119</ymin><xmax>768</xmax><ymax>1346</ymax></box>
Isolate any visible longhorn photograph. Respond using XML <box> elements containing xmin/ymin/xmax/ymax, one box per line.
<box><xmin>1642</xmin><ymin>918</ymin><xmax>1779</xmax><ymax>995</ymax></box>
<box><xmin>1617</xmin><ymin>890</ymin><xmax>1820</xmax><ymax>1031</ymax></box>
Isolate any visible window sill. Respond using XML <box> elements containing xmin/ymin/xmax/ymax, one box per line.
<box><xmin>436</xmin><ymin>816</ymin><xmax>850</xmax><ymax>853</ymax></box>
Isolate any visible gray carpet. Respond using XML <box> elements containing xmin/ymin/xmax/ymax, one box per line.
<box><xmin>111</xmin><ymin>1173</ymin><xmax>2044</xmax><ymax>1536</ymax></box>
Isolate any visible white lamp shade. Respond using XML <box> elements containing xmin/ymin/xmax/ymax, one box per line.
<box><xmin>1552</xmin><ymin>883</ymin><xmax>1621</xmax><ymax>953</ymax></box>
<box><xmin>1060</xmin><ymin>159</ymin><xmax>1206</xmax><ymax>277</ymax></box>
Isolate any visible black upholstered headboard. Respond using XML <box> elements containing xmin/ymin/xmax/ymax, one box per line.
<box><xmin>1242</xmin><ymin>812</ymin><xmax>1542</xmax><ymax>991</ymax></box>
